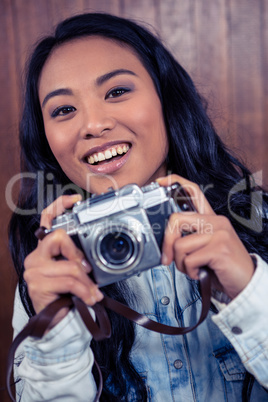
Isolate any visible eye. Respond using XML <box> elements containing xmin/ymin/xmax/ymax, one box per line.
<box><xmin>105</xmin><ymin>87</ymin><xmax>130</xmax><ymax>99</ymax></box>
<box><xmin>51</xmin><ymin>105</ymin><xmax>76</xmax><ymax>118</ymax></box>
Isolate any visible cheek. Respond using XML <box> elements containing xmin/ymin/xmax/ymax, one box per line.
<box><xmin>130</xmin><ymin>97</ymin><xmax>167</xmax><ymax>140</ymax></box>
<box><xmin>47</xmin><ymin>138</ymin><xmax>65</xmax><ymax>162</ymax></box>
<box><xmin>146</xmin><ymin>105</ymin><xmax>169</xmax><ymax>152</ymax></box>
<box><xmin>44</xmin><ymin>125</ymin><xmax>73</xmax><ymax>162</ymax></box>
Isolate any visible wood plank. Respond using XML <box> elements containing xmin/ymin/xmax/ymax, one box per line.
<box><xmin>225</xmin><ymin>0</ymin><xmax>264</xmax><ymax>173</ymax></box>
<box><xmin>158</xmin><ymin>0</ymin><xmax>198</xmax><ymax>73</ymax></box>
<box><xmin>158</xmin><ymin>0</ymin><xmax>229</xmax><ymax>145</ymax></box>
<box><xmin>0</xmin><ymin>2</ymin><xmax>21</xmax><ymax>400</ymax></box>
<box><xmin>194</xmin><ymin>0</ymin><xmax>230</xmax><ymax>143</ymax></box>
<box><xmin>260</xmin><ymin>0</ymin><xmax>268</xmax><ymax>187</ymax></box>
<box><xmin>12</xmin><ymin>0</ymin><xmax>52</xmax><ymax>72</ymax></box>
<box><xmin>120</xmin><ymin>0</ymin><xmax>158</xmax><ymax>28</ymax></box>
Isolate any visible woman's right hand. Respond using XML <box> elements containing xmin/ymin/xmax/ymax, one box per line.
<box><xmin>23</xmin><ymin>194</ymin><xmax>103</xmax><ymax>329</ymax></box>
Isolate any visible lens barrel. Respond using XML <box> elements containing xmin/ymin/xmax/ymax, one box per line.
<box><xmin>100</xmin><ymin>232</ymin><xmax>134</xmax><ymax>266</ymax></box>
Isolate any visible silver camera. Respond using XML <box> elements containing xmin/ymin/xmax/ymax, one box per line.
<box><xmin>48</xmin><ymin>182</ymin><xmax>195</xmax><ymax>287</ymax></box>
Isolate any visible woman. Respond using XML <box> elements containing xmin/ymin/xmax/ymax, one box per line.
<box><xmin>10</xmin><ymin>13</ymin><xmax>268</xmax><ymax>401</ymax></box>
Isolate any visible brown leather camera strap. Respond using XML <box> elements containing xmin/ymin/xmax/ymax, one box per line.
<box><xmin>6</xmin><ymin>268</ymin><xmax>211</xmax><ymax>401</ymax></box>
<box><xmin>101</xmin><ymin>267</ymin><xmax>211</xmax><ymax>335</ymax></box>
<box><xmin>6</xmin><ymin>295</ymin><xmax>110</xmax><ymax>402</ymax></box>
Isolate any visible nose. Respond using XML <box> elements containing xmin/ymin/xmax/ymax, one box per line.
<box><xmin>80</xmin><ymin>103</ymin><xmax>116</xmax><ymax>138</ymax></box>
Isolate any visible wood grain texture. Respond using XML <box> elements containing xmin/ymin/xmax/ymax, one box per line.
<box><xmin>0</xmin><ymin>1</ymin><xmax>267</xmax><ymax>400</ymax></box>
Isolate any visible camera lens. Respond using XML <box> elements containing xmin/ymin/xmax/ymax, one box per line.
<box><xmin>100</xmin><ymin>232</ymin><xmax>134</xmax><ymax>266</ymax></box>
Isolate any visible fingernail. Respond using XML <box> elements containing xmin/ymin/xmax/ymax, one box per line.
<box><xmin>162</xmin><ymin>253</ymin><xmax>169</xmax><ymax>265</ymax></box>
<box><xmin>86</xmin><ymin>289</ymin><xmax>103</xmax><ymax>306</ymax></box>
<box><xmin>81</xmin><ymin>258</ymin><xmax>91</xmax><ymax>273</ymax></box>
<box><xmin>71</xmin><ymin>194</ymin><xmax>82</xmax><ymax>202</ymax></box>
<box><xmin>86</xmin><ymin>296</ymin><xmax>97</xmax><ymax>306</ymax></box>
<box><xmin>95</xmin><ymin>289</ymin><xmax>103</xmax><ymax>300</ymax></box>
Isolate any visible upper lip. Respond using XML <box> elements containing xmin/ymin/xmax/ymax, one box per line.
<box><xmin>83</xmin><ymin>140</ymin><xmax>131</xmax><ymax>159</ymax></box>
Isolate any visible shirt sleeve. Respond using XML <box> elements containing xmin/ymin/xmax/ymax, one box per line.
<box><xmin>12</xmin><ymin>287</ymin><xmax>98</xmax><ymax>401</ymax></box>
<box><xmin>212</xmin><ymin>254</ymin><xmax>268</xmax><ymax>389</ymax></box>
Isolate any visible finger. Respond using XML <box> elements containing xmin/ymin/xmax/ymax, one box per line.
<box><xmin>24</xmin><ymin>262</ymin><xmax>103</xmax><ymax>312</ymax></box>
<box><xmin>40</xmin><ymin>194</ymin><xmax>82</xmax><ymax>229</ymax></box>
<box><xmin>162</xmin><ymin>212</ymin><xmax>224</xmax><ymax>265</ymax></box>
<box><xmin>182</xmin><ymin>230</ymin><xmax>255</xmax><ymax>291</ymax></box>
<box><xmin>156</xmin><ymin>174</ymin><xmax>214</xmax><ymax>215</ymax></box>
<box><xmin>27</xmin><ymin>275</ymin><xmax>103</xmax><ymax>311</ymax></box>
<box><xmin>181</xmin><ymin>242</ymin><xmax>223</xmax><ymax>282</ymax></box>
<box><xmin>35</xmin><ymin>228</ymin><xmax>86</xmax><ymax>263</ymax></box>
<box><xmin>171</xmin><ymin>232</ymin><xmax>212</xmax><ymax>274</ymax></box>
<box><xmin>25</xmin><ymin>258</ymin><xmax>92</xmax><ymax>281</ymax></box>
<box><xmin>25</xmin><ymin>229</ymin><xmax>92</xmax><ymax>278</ymax></box>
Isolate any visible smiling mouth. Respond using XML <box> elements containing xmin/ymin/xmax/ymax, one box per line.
<box><xmin>87</xmin><ymin>144</ymin><xmax>130</xmax><ymax>165</ymax></box>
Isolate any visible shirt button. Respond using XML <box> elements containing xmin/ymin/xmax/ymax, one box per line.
<box><xmin>160</xmin><ymin>296</ymin><xmax>170</xmax><ymax>305</ymax></box>
<box><xmin>231</xmin><ymin>326</ymin><xmax>243</xmax><ymax>335</ymax></box>
<box><xmin>174</xmin><ymin>359</ymin><xmax>183</xmax><ymax>369</ymax></box>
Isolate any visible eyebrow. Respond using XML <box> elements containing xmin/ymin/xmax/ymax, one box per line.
<box><xmin>41</xmin><ymin>69</ymin><xmax>137</xmax><ymax>108</ymax></box>
<box><xmin>41</xmin><ymin>88</ymin><xmax>73</xmax><ymax>108</ymax></box>
<box><xmin>96</xmin><ymin>68</ymin><xmax>137</xmax><ymax>86</ymax></box>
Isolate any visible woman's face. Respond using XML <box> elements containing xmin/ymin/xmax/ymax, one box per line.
<box><xmin>39</xmin><ymin>37</ymin><xmax>168</xmax><ymax>194</ymax></box>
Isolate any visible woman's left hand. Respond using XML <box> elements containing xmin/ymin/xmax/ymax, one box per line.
<box><xmin>157</xmin><ymin>174</ymin><xmax>255</xmax><ymax>300</ymax></box>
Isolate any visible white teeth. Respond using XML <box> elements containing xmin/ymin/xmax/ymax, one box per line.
<box><xmin>93</xmin><ymin>154</ymin><xmax>99</xmax><ymax>163</ymax></box>
<box><xmin>87</xmin><ymin>144</ymin><xmax>130</xmax><ymax>165</ymax></box>
<box><xmin>104</xmin><ymin>150</ymin><xmax>112</xmax><ymax>159</ymax></box>
<box><xmin>98</xmin><ymin>152</ymin><xmax>105</xmax><ymax>161</ymax></box>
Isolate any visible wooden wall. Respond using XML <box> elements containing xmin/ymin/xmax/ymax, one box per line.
<box><xmin>0</xmin><ymin>1</ymin><xmax>267</xmax><ymax>399</ymax></box>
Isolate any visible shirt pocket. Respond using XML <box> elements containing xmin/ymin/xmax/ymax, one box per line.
<box><xmin>213</xmin><ymin>346</ymin><xmax>246</xmax><ymax>381</ymax></box>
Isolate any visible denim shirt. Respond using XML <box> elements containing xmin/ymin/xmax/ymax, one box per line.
<box><xmin>13</xmin><ymin>255</ymin><xmax>268</xmax><ymax>401</ymax></box>
<box><xmin>128</xmin><ymin>261</ymin><xmax>268</xmax><ymax>401</ymax></box>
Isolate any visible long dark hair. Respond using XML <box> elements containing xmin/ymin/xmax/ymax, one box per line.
<box><xmin>9</xmin><ymin>12</ymin><xmax>267</xmax><ymax>400</ymax></box>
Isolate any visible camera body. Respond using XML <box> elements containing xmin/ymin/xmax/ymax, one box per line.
<box><xmin>49</xmin><ymin>182</ymin><xmax>195</xmax><ymax>287</ymax></box>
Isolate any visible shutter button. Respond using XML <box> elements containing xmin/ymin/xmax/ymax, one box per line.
<box><xmin>174</xmin><ymin>360</ymin><xmax>183</xmax><ymax>369</ymax></box>
<box><xmin>160</xmin><ymin>296</ymin><xmax>170</xmax><ymax>305</ymax></box>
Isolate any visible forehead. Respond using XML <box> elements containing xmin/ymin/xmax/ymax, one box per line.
<box><xmin>39</xmin><ymin>36</ymin><xmax>147</xmax><ymax>87</ymax></box>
